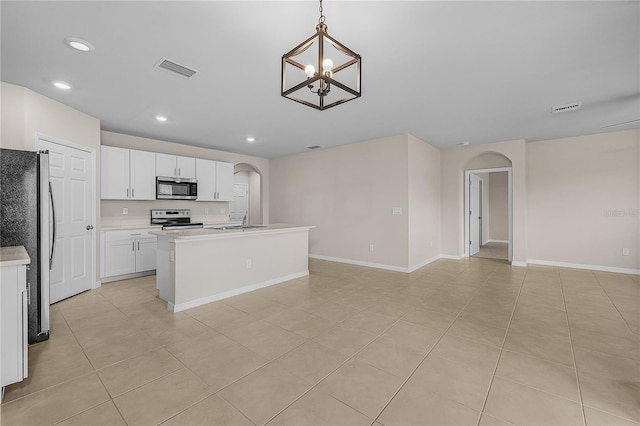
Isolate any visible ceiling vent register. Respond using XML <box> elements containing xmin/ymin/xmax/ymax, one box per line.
<box><xmin>154</xmin><ymin>58</ymin><xmax>198</xmax><ymax>79</ymax></box>
<box><xmin>551</xmin><ymin>102</ymin><xmax>582</xmax><ymax>114</ymax></box>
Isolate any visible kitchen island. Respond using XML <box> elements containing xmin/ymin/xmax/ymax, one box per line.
<box><xmin>150</xmin><ymin>224</ymin><xmax>313</xmax><ymax>312</ymax></box>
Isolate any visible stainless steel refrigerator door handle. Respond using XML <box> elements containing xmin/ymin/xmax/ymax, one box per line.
<box><xmin>49</xmin><ymin>182</ymin><xmax>57</xmax><ymax>269</ymax></box>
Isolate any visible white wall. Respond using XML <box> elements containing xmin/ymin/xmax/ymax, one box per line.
<box><xmin>1</xmin><ymin>82</ymin><xmax>102</xmax><ymax>279</ymax></box>
<box><xmin>489</xmin><ymin>172</ymin><xmax>508</xmax><ymax>241</ymax></box>
<box><xmin>270</xmin><ymin>134</ymin><xmax>441</xmax><ymax>271</ymax></box>
<box><xmin>408</xmin><ymin>135</ymin><xmax>441</xmax><ymax>267</ymax></box>
<box><xmin>270</xmin><ymin>135</ymin><xmax>408</xmax><ymax>269</ymax></box>
<box><xmin>527</xmin><ymin>129</ymin><xmax>639</xmax><ymax>271</ymax></box>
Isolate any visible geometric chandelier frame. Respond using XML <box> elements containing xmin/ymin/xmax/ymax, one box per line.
<box><xmin>281</xmin><ymin>1</ymin><xmax>361</xmax><ymax>110</ymax></box>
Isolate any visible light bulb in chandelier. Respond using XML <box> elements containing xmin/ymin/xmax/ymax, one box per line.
<box><xmin>323</xmin><ymin>58</ymin><xmax>333</xmax><ymax>73</ymax></box>
<box><xmin>305</xmin><ymin>64</ymin><xmax>316</xmax><ymax>78</ymax></box>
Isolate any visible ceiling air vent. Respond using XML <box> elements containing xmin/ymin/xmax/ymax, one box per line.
<box><xmin>307</xmin><ymin>145</ymin><xmax>322</xmax><ymax>150</ymax></box>
<box><xmin>154</xmin><ymin>57</ymin><xmax>198</xmax><ymax>79</ymax></box>
<box><xmin>551</xmin><ymin>102</ymin><xmax>582</xmax><ymax>114</ymax></box>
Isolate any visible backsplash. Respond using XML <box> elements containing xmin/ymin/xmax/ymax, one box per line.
<box><xmin>101</xmin><ymin>200</ymin><xmax>231</xmax><ymax>228</ymax></box>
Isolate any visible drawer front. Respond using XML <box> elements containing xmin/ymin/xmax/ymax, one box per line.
<box><xmin>104</xmin><ymin>228</ymin><xmax>156</xmax><ymax>241</ymax></box>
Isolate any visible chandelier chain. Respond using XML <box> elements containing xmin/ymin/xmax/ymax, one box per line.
<box><xmin>318</xmin><ymin>0</ymin><xmax>325</xmax><ymax>24</ymax></box>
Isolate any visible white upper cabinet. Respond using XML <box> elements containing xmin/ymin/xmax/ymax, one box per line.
<box><xmin>101</xmin><ymin>146</ymin><xmax>130</xmax><ymax>200</ymax></box>
<box><xmin>215</xmin><ymin>161</ymin><xmax>234</xmax><ymax>201</ymax></box>
<box><xmin>129</xmin><ymin>150</ymin><xmax>156</xmax><ymax>200</ymax></box>
<box><xmin>156</xmin><ymin>154</ymin><xmax>196</xmax><ymax>179</ymax></box>
<box><xmin>195</xmin><ymin>159</ymin><xmax>234</xmax><ymax>202</ymax></box>
<box><xmin>176</xmin><ymin>156</ymin><xmax>196</xmax><ymax>179</ymax></box>
<box><xmin>101</xmin><ymin>146</ymin><xmax>155</xmax><ymax>200</ymax></box>
<box><xmin>195</xmin><ymin>159</ymin><xmax>216</xmax><ymax>201</ymax></box>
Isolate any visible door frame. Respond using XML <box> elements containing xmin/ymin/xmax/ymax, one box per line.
<box><xmin>35</xmin><ymin>133</ymin><xmax>98</xmax><ymax>290</ymax></box>
<box><xmin>464</xmin><ymin>167</ymin><xmax>513</xmax><ymax>261</ymax></box>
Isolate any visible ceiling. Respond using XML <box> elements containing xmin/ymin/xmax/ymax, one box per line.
<box><xmin>2</xmin><ymin>1</ymin><xmax>639</xmax><ymax>158</ymax></box>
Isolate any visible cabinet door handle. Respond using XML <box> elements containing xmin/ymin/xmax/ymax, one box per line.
<box><xmin>132</xmin><ymin>188</ymin><xmax>135</xmax><ymax>198</ymax></box>
<box><xmin>137</xmin><ymin>241</ymin><xmax>140</xmax><ymax>251</ymax></box>
<box><xmin>127</xmin><ymin>188</ymin><xmax>129</xmax><ymax>198</ymax></box>
<box><xmin>174</xmin><ymin>167</ymin><xmax>177</xmax><ymax>176</ymax></box>
<box><xmin>132</xmin><ymin>241</ymin><xmax>135</xmax><ymax>251</ymax></box>
<box><xmin>178</xmin><ymin>167</ymin><xmax>181</xmax><ymax>176</ymax></box>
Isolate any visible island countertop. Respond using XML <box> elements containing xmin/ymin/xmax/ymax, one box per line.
<box><xmin>150</xmin><ymin>224</ymin><xmax>314</xmax><ymax>242</ymax></box>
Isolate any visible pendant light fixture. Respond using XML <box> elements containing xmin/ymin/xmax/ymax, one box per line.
<box><xmin>281</xmin><ymin>0</ymin><xmax>361</xmax><ymax>110</ymax></box>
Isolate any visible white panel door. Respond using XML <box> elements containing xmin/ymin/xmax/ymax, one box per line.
<box><xmin>230</xmin><ymin>183</ymin><xmax>249</xmax><ymax>221</ymax></box>
<box><xmin>195</xmin><ymin>159</ymin><xmax>216</xmax><ymax>201</ymax></box>
<box><xmin>469</xmin><ymin>174</ymin><xmax>481</xmax><ymax>256</ymax></box>
<box><xmin>129</xmin><ymin>150</ymin><xmax>156</xmax><ymax>200</ymax></box>
<box><xmin>40</xmin><ymin>141</ymin><xmax>93</xmax><ymax>303</ymax></box>
<box><xmin>216</xmin><ymin>161</ymin><xmax>235</xmax><ymax>201</ymax></box>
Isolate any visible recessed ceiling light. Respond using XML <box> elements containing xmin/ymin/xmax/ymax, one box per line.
<box><xmin>64</xmin><ymin>37</ymin><xmax>94</xmax><ymax>52</ymax></box>
<box><xmin>52</xmin><ymin>81</ymin><xmax>72</xmax><ymax>90</ymax></box>
<box><xmin>155</xmin><ymin>115</ymin><xmax>168</xmax><ymax>122</ymax></box>
<box><xmin>246</xmin><ymin>137</ymin><xmax>255</xmax><ymax>143</ymax></box>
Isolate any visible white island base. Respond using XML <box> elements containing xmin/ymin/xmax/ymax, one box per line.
<box><xmin>151</xmin><ymin>225</ymin><xmax>312</xmax><ymax>312</ymax></box>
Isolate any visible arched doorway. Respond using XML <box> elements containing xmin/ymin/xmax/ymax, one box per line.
<box><xmin>233</xmin><ymin>163</ymin><xmax>263</xmax><ymax>225</ymax></box>
<box><xmin>464</xmin><ymin>152</ymin><xmax>513</xmax><ymax>261</ymax></box>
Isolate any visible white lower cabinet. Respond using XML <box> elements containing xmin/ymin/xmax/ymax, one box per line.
<box><xmin>1</xmin><ymin>263</ymin><xmax>28</xmax><ymax>401</ymax></box>
<box><xmin>101</xmin><ymin>229</ymin><xmax>157</xmax><ymax>280</ymax></box>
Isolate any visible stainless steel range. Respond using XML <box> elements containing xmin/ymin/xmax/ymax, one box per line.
<box><xmin>151</xmin><ymin>209</ymin><xmax>204</xmax><ymax>230</ymax></box>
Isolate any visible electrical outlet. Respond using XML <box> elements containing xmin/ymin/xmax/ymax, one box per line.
<box><xmin>122</xmin><ymin>207</ymin><xmax>128</xmax><ymax>215</ymax></box>
<box><xmin>392</xmin><ymin>207</ymin><xmax>402</xmax><ymax>215</ymax></box>
<box><xmin>369</xmin><ymin>244</ymin><xmax>375</xmax><ymax>252</ymax></box>
<box><xmin>622</xmin><ymin>248</ymin><xmax>630</xmax><ymax>256</ymax></box>
<box><xmin>205</xmin><ymin>208</ymin><xmax>209</xmax><ymax>214</ymax></box>
<box><xmin>246</xmin><ymin>259</ymin><xmax>252</xmax><ymax>269</ymax></box>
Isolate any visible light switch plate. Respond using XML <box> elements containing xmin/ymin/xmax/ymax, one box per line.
<box><xmin>122</xmin><ymin>207</ymin><xmax>128</xmax><ymax>215</ymax></box>
<box><xmin>622</xmin><ymin>248</ymin><xmax>630</xmax><ymax>256</ymax></box>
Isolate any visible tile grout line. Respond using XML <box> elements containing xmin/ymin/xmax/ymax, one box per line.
<box><xmin>471</xmin><ymin>265</ymin><xmax>528</xmax><ymax>426</ymax></box>
<box><xmin>257</xmin><ymin>306</ymin><xmax>417</xmax><ymax>425</ymax></box>
<box><xmin>368</xmin><ymin>262</ymin><xmax>509</xmax><ymax>426</ymax></box>
<box><xmin>591</xmin><ymin>273</ymin><xmax>640</xmax><ymax>345</ymax></box>
<box><xmin>559</xmin><ymin>270</ymin><xmax>590</xmax><ymax>426</ymax></box>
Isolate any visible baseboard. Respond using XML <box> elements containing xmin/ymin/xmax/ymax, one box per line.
<box><xmin>527</xmin><ymin>259</ymin><xmax>640</xmax><ymax>275</ymax></box>
<box><xmin>409</xmin><ymin>255</ymin><xmax>442</xmax><ymax>272</ymax></box>
<box><xmin>93</xmin><ymin>280</ymin><xmax>102</xmax><ymax>290</ymax></box>
<box><xmin>511</xmin><ymin>261</ymin><xmax>528</xmax><ymax>267</ymax></box>
<box><xmin>486</xmin><ymin>239</ymin><xmax>509</xmax><ymax>244</ymax></box>
<box><xmin>101</xmin><ymin>270</ymin><xmax>155</xmax><ymax>283</ymax></box>
<box><xmin>310</xmin><ymin>254</ymin><xmax>446</xmax><ymax>273</ymax></box>
<box><xmin>439</xmin><ymin>254</ymin><xmax>464</xmax><ymax>260</ymax></box>
<box><xmin>168</xmin><ymin>270</ymin><xmax>310</xmax><ymax>313</ymax></box>
<box><xmin>309</xmin><ymin>254</ymin><xmax>411</xmax><ymax>273</ymax></box>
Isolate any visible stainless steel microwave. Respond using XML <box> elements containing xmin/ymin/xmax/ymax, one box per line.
<box><xmin>156</xmin><ymin>176</ymin><xmax>197</xmax><ymax>200</ymax></box>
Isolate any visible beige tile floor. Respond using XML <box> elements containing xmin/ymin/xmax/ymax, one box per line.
<box><xmin>1</xmin><ymin>258</ymin><xmax>639</xmax><ymax>425</ymax></box>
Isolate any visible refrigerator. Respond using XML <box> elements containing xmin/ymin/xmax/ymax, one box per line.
<box><xmin>0</xmin><ymin>148</ymin><xmax>51</xmax><ymax>343</ymax></box>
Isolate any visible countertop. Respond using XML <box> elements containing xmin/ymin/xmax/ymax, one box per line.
<box><xmin>150</xmin><ymin>224</ymin><xmax>314</xmax><ymax>241</ymax></box>
<box><xmin>0</xmin><ymin>246</ymin><xmax>31</xmax><ymax>267</ymax></box>
<box><xmin>100</xmin><ymin>221</ymin><xmax>242</xmax><ymax>231</ymax></box>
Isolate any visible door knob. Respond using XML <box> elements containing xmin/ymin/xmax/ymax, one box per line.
<box><xmin>86</xmin><ymin>225</ymin><xmax>94</xmax><ymax>230</ymax></box>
